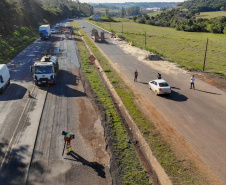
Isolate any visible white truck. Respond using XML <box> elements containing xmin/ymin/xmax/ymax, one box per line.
<box><xmin>30</xmin><ymin>55</ymin><xmax>59</xmax><ymax>86</ymax></box>
<box><xmin>39</xmin><ymin>25</ymin><xmax>51</xmax><ymax>40</ymax></box>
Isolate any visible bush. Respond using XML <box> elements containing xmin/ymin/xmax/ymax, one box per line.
<box><xmin>23</xmin><ymin>36</ymin><xmax>30</xmax><ymax>42</ymax></box>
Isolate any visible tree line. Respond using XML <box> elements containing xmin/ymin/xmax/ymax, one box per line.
<box><xmin>178</xmin><ymin>0</ymin><xmax>226</xmax><ymax>12</ymax></box>
<box><xmin>133</xmin><ymin>8</ymin><xmax>226</xmax><ymax>34</ymax></box>
<box><xmin>0</xmin><ymin>0</ymin><xmax>93</xmax><ymax>37</ymax></box>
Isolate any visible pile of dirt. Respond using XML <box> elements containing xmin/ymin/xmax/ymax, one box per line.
<box><xmin>145</xmin><ymin>53</ymin><xmax>164</xmax><ymax>61</ymax></box>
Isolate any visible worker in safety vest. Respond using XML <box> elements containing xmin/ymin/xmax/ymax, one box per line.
<box><xmin>62</xmin><ymin>131</ymin><xmax>74</xmax><ymax>154</ymax></box>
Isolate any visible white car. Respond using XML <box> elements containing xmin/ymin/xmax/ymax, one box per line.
<box><xmin>149</xmin><ymin>79</ymin><xmax>171</xmax><ymax>95</ymax></box>
<box><xmin>81</xmin><ymin>25</ymin><xmax>85</xmax><ymax>28</ymax></box>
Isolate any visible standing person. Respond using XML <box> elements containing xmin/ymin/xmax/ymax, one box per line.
<box><xmin>62</xmin><ymin>131</ymin><xmax>74</xmax><ymax>155</ymax></box>
<box><xmin>157</xmin><ymin>73</ymin><xmax>162</xmax><ymax>79</ymax></box>
<box><xmin>134</xmin><ymin>69</ymin><xmax>138</xmax><ymax>82</ymax></box>
<box><xmin>190</xmin><ymin>75</ymin><xmax>195</xmax><ymax>89</ymax></box>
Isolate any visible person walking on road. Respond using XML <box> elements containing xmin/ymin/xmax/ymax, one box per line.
<box><xmin>134</xmin><ymin>69</ymin><xmax>138</xmax><ymax>82</ymax></box>
<box><xmin>62</xmin><ymin>131</ymin><xmax>74</xmax><ymax>155</ymax></box>
<box><xmin>190</xmin><ymin>75</ymin><xmax>195</xmax><ymax>89</ymax></box>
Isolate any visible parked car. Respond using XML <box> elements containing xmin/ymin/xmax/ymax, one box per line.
<box><xmin>0</xmin><ymin>64</ymin><xmax>10</xmax><ymax>93</ymax></box>
<box><xmin>149</xmin><ymin>79</ymin><xmax>171</xmax><ymax>95</ymax></box>
<box><xmin>81</xmin><ymin>25</ymin><xmax>85</xmax><ymax>28</ymax></box>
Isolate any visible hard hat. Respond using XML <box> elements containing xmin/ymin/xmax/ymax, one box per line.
<box><xmin>62</xmin><ymin>131</ymin><xmax>67</xmax><ymax>135</ymax></box>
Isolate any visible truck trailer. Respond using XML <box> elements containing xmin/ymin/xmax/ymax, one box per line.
<box><xmin>39</xmin><ymin>25</ymin><xmax>51</xmax><ymax>40</ymax></box>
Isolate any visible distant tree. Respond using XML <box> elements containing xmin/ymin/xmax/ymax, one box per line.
<box><xmin>121</xmin><ymin>7</ymin><xmax>125</xmax><ymax>17</ymax></box>
<box><xmin>105</xmin><ymin>8</ymin><xmax>109</xmax><ymax>16</ymax></box>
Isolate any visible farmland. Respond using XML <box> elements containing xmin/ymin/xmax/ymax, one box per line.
<box><xmin>90</xmin><ymin>18</ymin><xmax>226</xmax><ymax>76</ymax></box>
<box><xmin>197</xmin><ymin>11</ymin><xmax>226</xmax><ymax>19</ymax></box>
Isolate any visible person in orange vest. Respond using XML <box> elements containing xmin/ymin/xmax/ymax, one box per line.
<box><xmin>134</xmin><ymin>69</ymin><xmax>138</xmax><ymax>82</ymax></box>
<box><xmin>62</xmin><ymin>131</ymin><xmax>74</xmax><ymax>155</ymax></box>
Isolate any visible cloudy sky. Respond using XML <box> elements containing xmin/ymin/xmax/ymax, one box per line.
<box><xmin>80</xmin><ymin>0</ymin><xmax>184</xmax><ymax>3</ymax></box>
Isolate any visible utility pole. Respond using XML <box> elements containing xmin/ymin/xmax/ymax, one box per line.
<box><xmin>145</xmin><ymin>31</ymin><xmax>146</xmax><ymax>46</ymax></box>
<box><xmin>203</xmin><ymin>38</ymin><xmax>209</xmax><ymax>71</ymax></box>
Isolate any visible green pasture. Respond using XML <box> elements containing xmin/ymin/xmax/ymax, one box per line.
<box><xmin>147</xmin><ymin>11</ymin><xmax>162</xmax><ymax>17</ymax></box>
<box><xmin>197</xmin><ymin>11</ymin><xmax>226</xmax><ymax>19</ymax></box>
<box><xmin>90</xmin><ymin>19</ymin><xmax>226</xmax><ymax>76</ymax></box>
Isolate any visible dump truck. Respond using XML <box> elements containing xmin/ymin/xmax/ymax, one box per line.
<box><xmin>91</xmin><ymin>28</ymin><xmax>104</xmax><ymax>42</ymax></box>
<box><xmin>30</xmin><ymin>55</ymin><xmax>59</xmax><ymax>86</ymax></box>
<box><xmin>39</xmin><ymin>25</ymin><xmax>51</xmax><ymax>40</ymax></box>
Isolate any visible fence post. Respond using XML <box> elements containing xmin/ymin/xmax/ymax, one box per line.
<box><xmin>203</xmin><ymin>38</ymin><xmax>209</xmax><ymax>71</ymax></box>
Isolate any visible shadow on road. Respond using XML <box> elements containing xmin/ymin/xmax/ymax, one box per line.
<box><xmin>0</xmin><ymin>138</ymin><xmax>30</xmax><ymax>185</ymax></box>
<box><xmin>48</xmin><ymin>70</ymin><xmax>86</xmax><ymax>98</ymax></box>
<box><xmin>171</xmin><ymin>86</ymin><xmax>181</xmax><ymax>90</ymax></box>
<box><xmin>195</xmin><ymin>89</ymin><xmax>222</xmax><ymax>95</ymax></box>
<box><xmin>164</xmin><ymin>90</ymin><xmax>188</xmax><ymax>102</ymax></box>
<box><xmin>0</xmin><ymin>83</ymin><xmax>27</xmax><ymax>101</ymax></box>
<box><xmin>65</xmin><ymin>151</ymin><xmax>106</xmax><ymax>178</ymax></box>
<box><xmin>137</xmin><ymin>81</ymin><xmax>149</xmax><ymax>85</ymax></box>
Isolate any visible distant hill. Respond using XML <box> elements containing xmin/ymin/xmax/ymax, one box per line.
<box><xmin>90</xmin><ymin>2</ymin><xmax>179</xmax><ymax>9</ymax></box>
<box><xmin>178</xmin><ymin>0</ymin><xmax>226</xmax><ymax>12</ymax></box>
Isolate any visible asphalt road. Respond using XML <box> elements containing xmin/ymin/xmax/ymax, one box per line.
<box><xmin>0</xmin><ymin>21</ymin><xmax>111</xmax><ymax>185</ymax></box>
<box><xmin>77</xmin><ymin>19</ymin><xmax>226</xmax><ymax>184</ymax></box>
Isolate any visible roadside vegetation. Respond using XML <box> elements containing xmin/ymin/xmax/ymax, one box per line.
<box><xmin>0</xmin><ymin>0</ymin><xmax>93</xmax><ymax>64</ymax></box>
<box><xmin>89</xmin><ymin>19</ymin><xmax>226</xmax><ymax>77</ymax></box>
<box><xmin>72</xmin><ymin>21</ymin><xmax>151</xmax><ymax>185</ymax></box>
<box><xmin>73</xmin><ymin>21</ymin><xmax>213</xmax><ymax>184</ymax></box>
<box><xmin>0</xmin><ymin>27</ymin><xmax>38</xmax><ymax>64</ymax></box>
<box><xmin>0</xmin><ymin>0</ymin><xmax>93</xmax><ymax>37</ymax></box>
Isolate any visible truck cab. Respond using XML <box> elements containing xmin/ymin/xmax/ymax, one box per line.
<box><xmin>31</xmin><ymin>56</ymin><xmax>59</xmax><ymax>86</ymax></box>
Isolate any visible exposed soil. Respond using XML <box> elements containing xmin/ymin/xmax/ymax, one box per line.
<box><xmin>80</xmin><ymin>73</ymin><xmax>123</xmax><ymax>185</ymax></box>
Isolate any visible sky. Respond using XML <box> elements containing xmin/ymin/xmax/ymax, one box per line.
<box><xmin>79</xmin><ymin>0</ymin><xmax>184</xmax><ymax>3</ymax></box>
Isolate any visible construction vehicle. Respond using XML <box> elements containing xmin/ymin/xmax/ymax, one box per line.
<box><xmin>30</xmin><ymin>54</ymin><xmax>59</xmax><ymax>86</ymax></box>
<box><xmin>91</xmin><ymin>28</ymin><xmax>105</xmax><ymax>42</ymax></box>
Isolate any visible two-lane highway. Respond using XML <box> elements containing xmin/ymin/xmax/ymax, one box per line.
<box><xmin>77</xmin><ymin>19</ymin><xmax>226</xmax><ymax>184</ymax></box>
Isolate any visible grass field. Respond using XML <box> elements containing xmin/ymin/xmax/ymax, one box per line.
<box><xmin>90</xmin><ymin>18</ymin><xmax>226</xmax><ymax>76</ymax></box>
<box><xmin>197</xmin><ymin>11</ymin><xmax>226</xmax><ymax>19</ymax></box>
<box><xmin>147</xmin><ymin>11</ymin><xmax>162</xmax><ymax>17</ymax></box>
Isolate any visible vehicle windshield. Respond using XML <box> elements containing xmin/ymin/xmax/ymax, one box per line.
<box><xmin>35</xmin><ymin>66</ymin><xmax>52</xmax><ymax>74</ymax></box>
<box><xmin>159</xmin><ymin>82</ymin><xmax>169</xmax><ymax>87</ymax></box>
